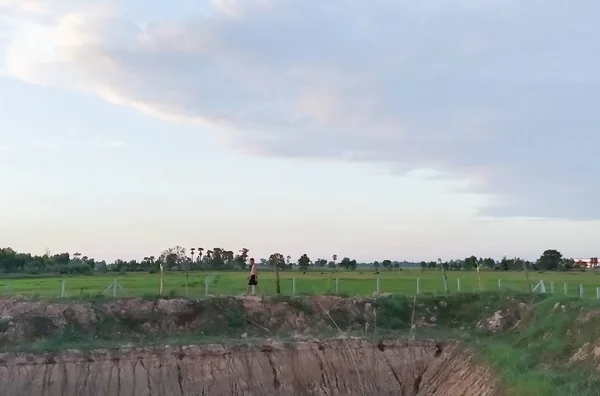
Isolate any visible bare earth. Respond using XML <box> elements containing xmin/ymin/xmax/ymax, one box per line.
<box><xmin>0</xmin><ymin>339</ymin><xmax>498</xmax><ymax>396</ymax></box>
<box><xmin>0</xmin><ymin>295</ymin><xmax>506</xmax><ymax>395</ymax></box>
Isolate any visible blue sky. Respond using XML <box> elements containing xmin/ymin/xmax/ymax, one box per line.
<box><xmin>1</xmin><ymin>0</ymin><xmax>599</xmax><ymax>262</ymax></box>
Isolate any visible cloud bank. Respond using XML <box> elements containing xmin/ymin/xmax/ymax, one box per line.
<box><xmin>2</xmin><ymin>0</ymin><xmax>599</xmax><ymax>219</ymax></box>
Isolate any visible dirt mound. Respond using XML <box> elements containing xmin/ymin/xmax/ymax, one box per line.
<box><xmin>477</xmin><ymin>301</ymin><xmax>531</xmax><ymax>332</ymax></box>
<box><xmin>0</xmin><ymin>296</ymin><xmax>376</xmax><ymax>343</ymax></box>
<box><xmin>0</xmin><ymin>339</ymin><xmax>499</xmax><ymax>396</ymax></box>
<box><xmin>569</xmin><ymin>310</ymin><xmax>600</xmax><ymax>371</ymax></box>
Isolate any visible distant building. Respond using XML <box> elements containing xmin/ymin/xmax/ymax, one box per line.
<box><xmin>574</xmin><ymin>258</ymin><xmax>599</xmax><ymax>268</ymax></box>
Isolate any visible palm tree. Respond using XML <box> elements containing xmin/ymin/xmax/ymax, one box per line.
<box><xmin>184</xmin><ymin>248</ymin><xmax>194</xmax><ymax>296</ymax></box>
<box><xmin>224</xmin><ymin>251</ymin><xmax>234</xmax><ymax>267</ymax></box>
<box><xmin>206</xmin><ymin>250</ymin><xmax>213</xmax><ymax>269</ymax></box>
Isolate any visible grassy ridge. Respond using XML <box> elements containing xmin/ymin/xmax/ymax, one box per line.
<box><xmin>474</xmin><ymin>296</ymin><xmax>600</xmax><ymax>396</ymax></box>
<box><xmin>1</xmin><ymin>270</ymin><xmax>600</xmax><ymax>297</ymax></box>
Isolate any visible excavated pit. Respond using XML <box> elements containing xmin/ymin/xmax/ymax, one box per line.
<box><xmin>0</xmin><ymin>339</ymin><xmax>498</xmax><ymax>396</ymax></box>
<box><xmin>0</xmin><ymin>295</ymin><xmax>512</xmax><ymax>395</ymax></box>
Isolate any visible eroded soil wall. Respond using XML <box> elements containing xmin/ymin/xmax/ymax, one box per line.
<box><xmin>0</xmin><ymin>339</ymin><xmax>498</xmax><ymax>396</ymax></box>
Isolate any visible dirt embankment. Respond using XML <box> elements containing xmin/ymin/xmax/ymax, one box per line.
<box><xmin>0</xmin><ymin>339</ymin><xmax>498</xmax><ymax>396</ymax></box>
<box><xmin>0</xmin><ymin>295</ymin><xmax>511</xmax><ymax>395</ymax></box>
<box><xmin>0</xmin><ymin>296</ymin><xmax>380</xmax><ymax>342</ymax></box>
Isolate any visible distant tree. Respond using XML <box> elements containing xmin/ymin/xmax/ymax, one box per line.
<box><xmin>234</xmin><ymin>248</ymin><xmax>249</xmax><ymax>269</ymax></box>
<box><xmin>269</xmin><ymin>253</ymin><xmax>286</xmax><ymax>270</ymax></box>
<box><xmin>187</xmin><ymin>248</ymin><xmax>195</xmax><ymax>285</ymax></box>
<box><xmin>205</xmin><ymin>248</ymin><xmax>226</xmax><ymax>269</ymax></box>
<box><xmin>560</xmin><ymin>257</ymin><xmax>575</xmax><ymax>271</ymax></box>
<box><xmin>142</xmin><ymin>256</ymin><xmax>157</xmax><ymax>272</ymax></box>
<box><xmin>464</xmin><ymin>256</ymin><xmax>478</xmax><ymax>271</ymax></box>
<box><xmin>158</xmin><ymin>246</ymin><xmax>187</xmax><ymax>271</ymax></box>
<box><xmin>340</xmin><ymin>257</ymin><xmax>357</xmax><ymax>270</ymax></box>
<box><xmin>482</xmin><ymin>257</ymin><xmax>495</xmax><ymax>269</ymax></box>
<box><xmin>382</xmin><ymin>259</ymin><xmax>392</xmax><ymax>270</ymax></box>
<box><xmin>268</xmin><ymin>253</ymin><xmax>286</xmax><ymax>294</ymax></box>
<box><xmin>499</xmin><ymin>256</ymin><xmax>512</xmax><ymax>271</ymax></box>
<box><xmin>340</xmin><ymin>257</ymin><xmax>351</xmax><ymax>270</ymax></box>
<box><xmin>537</xmin><ymin>249</ymin><xmax>562</xmax><ymax>271</ymax></box>
<box><xmin>96</xmin><ymin>261</ymin><xmax>108</xmax><ymax>273</ymax></box>
<box><xmin>197</xmin><ymin>248</ymin><xmax>204</xmax><ymax>266</ymax></box>
<box><xmin>298</xmin><ymin>254</ymin><xmax>311</xmax><ymax>270</ymax></box>
<box><xmin>223</xmin><ymin>250</ymin><xmax>234</xmax><ymax>267</ymax></box>
<box><xmin>349</xmin><ymin>258</ymin><xmax>357</xmax><ymax>270</ymax></box>
<box><xmin>449</xmin><ymin>260</ymin><xmax>461</xmax><ymax>271</ymax></box>
<box><xmin>315</xmin><ymin>258</ymin><xmax>327</xmax><ymax>268</ymax></box>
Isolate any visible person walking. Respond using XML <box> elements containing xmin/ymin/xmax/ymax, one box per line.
<box><xmin>246</xmin><ymin>258</ymin><xmax>259</xmax><ymax>295</ymax></box>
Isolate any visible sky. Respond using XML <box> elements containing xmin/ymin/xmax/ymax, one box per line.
<box><xmin>0</xmin><ymin>0</ymin><xmax>599</xmax><ymax>262</ymax></box>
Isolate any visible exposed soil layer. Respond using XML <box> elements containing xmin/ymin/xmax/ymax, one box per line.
<box><xmin>0</xmin><ymin>294</ymin><xmax>533</xmax><ymax>345</ymax></box>
<box><xmin>0</xmin><ymin>339</ymin><xmax>498</xmax><ymax>396</ymax></box>
<box><xmin>0</xmin><ymin>296</ymin><xmax>380</xmax><ymax>343</ymax></box>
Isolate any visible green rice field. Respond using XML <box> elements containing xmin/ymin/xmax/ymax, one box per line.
<box><xmin>1</xmin><ymin>269</ymin><xmax>600</xmax><ymax>298</ymax></box>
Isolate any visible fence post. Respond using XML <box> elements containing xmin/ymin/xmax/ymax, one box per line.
<box><xmin>498</xmin><ymin>279</ymin><xmax>502</xmax><ymax>290</ymax></box>
<box><xmin>416</xmin><ymin>278</ymin><xmax>420</xmax><ymax>294</ymax></box>
<box><xmin>579</xmin><ymin>284</ymin><xmax>584</xmax><ymax>298</ymax></box>
<box><xmin>550</xmin><ymin>281</ymin><xmax>554</xmax><ymax>294</ymax></box>
<box><xmin>61</xmin><ymin>280</ymin><xmax>66</xmax><ymax>298</ymax></box>
<box><xmin>596</xmin><ymin>287</ymin><xmax>600</xmax><ymax>299</ymax></box>
<box><xmin>376</xmin><ymin>276</ymin><xmax>380</xmax><ymax>294</ymax></box>
<box><xmin>457</xmin><ymin>278</ymin><xmax>461</xmax><ymax>292</ymax></box>
<box><xmin>335</xmin><ymin>278</ymin><xmax>339</xmax><ymax>294</ymax></box>
<box><xmin>292</xmin><ymin>278</ymin><xmax>296</xmax><ymax>296</ymax></box>
<box><xmin>204</xmin><ymin>277</ymin><xmax>209</xmax><ymax>296</ymax></box>
<box><xmin>564</xmin><ymin>282</ymin><xmax>568</xmax><ymax>296</ymax></box>
<box><xmin>442</xmin><ymin>276</ymin><xmax>448</xmax><ymax>294</ymax></box>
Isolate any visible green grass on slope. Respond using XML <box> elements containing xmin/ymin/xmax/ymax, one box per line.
<box><xmin>474</xmin><ymin>297</ymin><xmax>600</xmax><ymax>396</ymax></box>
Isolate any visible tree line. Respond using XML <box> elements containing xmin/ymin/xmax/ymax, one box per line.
<box><xmin>0</xmin><ymin>246</ymin><xmax>595</xmax><ymax>275</ymax></box>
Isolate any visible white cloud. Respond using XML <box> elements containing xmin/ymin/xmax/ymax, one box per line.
<box><xmin>99</xmin><ymin>139</ymin><xmax>127</xmax><ymax>148</ymax></box>
<box><xmin>2</xmin><ymin>0</ymin><xmax>600</xmax><ymax>219</ymax></box>
<box><xmin>0</xmin><ymin>138</ymin><xmax>128</xmax><ymax>151</ymax></box>
<box><xmin>0</xmin><ymin>0</ymin><xmax>49</xmax><ymax>14</ymax></box>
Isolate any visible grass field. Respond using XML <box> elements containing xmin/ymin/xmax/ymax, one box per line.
<box><xmin>2</xmin><ymin>269</ymin><xmax>600</xmax><ymax>298</ymax></box>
